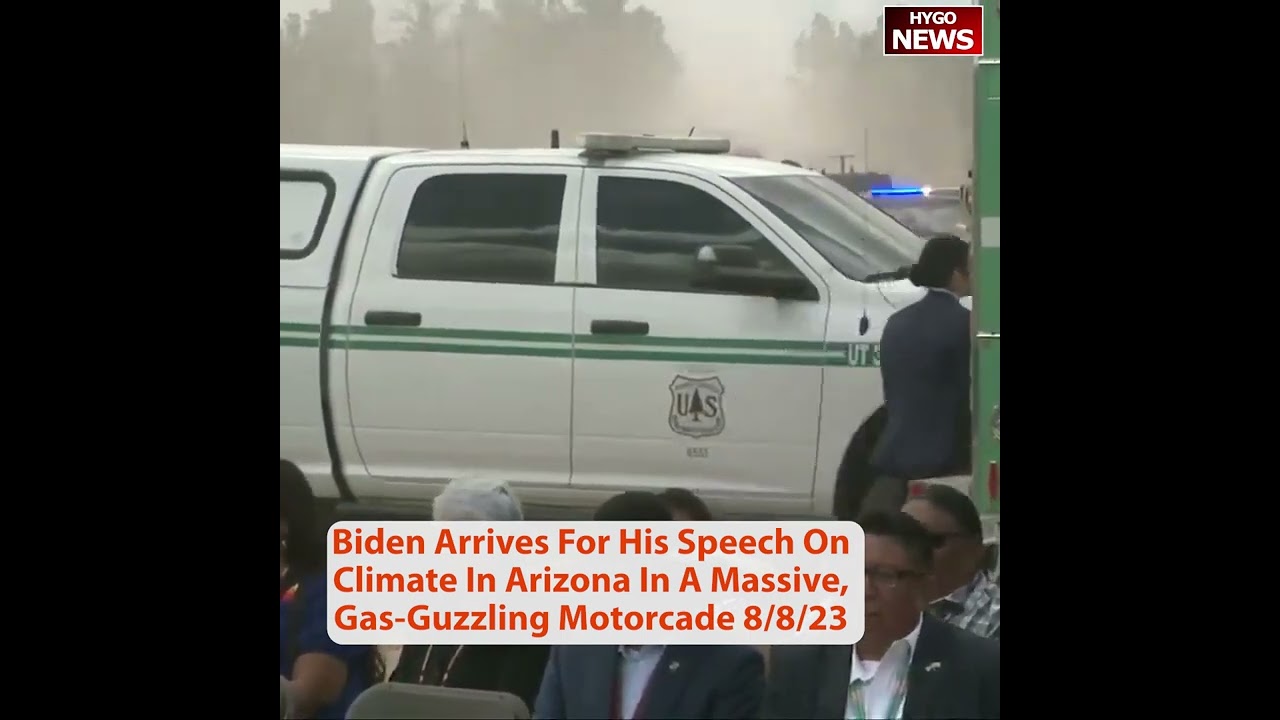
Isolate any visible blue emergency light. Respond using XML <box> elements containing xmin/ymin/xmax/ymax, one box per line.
<box><xmin>869</xmin><ymin>186</ymin><xmax>930</xmax><ymax>197</ymax></box>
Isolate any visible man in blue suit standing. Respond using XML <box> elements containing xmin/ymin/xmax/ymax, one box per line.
<box><xmin>862</xmin><ymin>235</ymin><xmax>973</xmax><ymax>514</ymax></box>
<box><xmin>533</xmin><ymin>491</ymin><xmax>765</xmax><ymax>720</ymax></box>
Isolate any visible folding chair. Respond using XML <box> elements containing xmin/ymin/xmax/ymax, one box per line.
<box><xmin>346</xmin><ymin>682</ymin><xmax>530</xmax><ymax>720</ymax></box>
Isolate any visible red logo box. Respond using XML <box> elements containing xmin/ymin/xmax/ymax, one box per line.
<box><xmin>883</xmin><ymin>5</ymin><xmax>984</xmax><ymax>56</ymax></box>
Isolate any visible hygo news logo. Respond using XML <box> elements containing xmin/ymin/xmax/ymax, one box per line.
<box><xmin>883</xmin><ymin>5</ymin><xmax>984</xmax><ymax>56</ymax></box>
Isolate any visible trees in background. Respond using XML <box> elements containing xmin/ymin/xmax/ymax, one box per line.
<box><xmin>279</xmin><ymin>2</ymin><xmax>968</xmax><ymax>181</ymax></box>
<box><xmin>280</xmin><ymin>0</ymin><xmax>680</xmax><ymax>147</ymax></box>
<box><xmin>790</xmin><ymin>12</ymin><xmax>972</xmax><ymax>181</ymax></box>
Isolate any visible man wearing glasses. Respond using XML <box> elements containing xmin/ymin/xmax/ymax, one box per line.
<box><xmin>763</xmin><ymin>511</ymin><xmax>999</xmax><ymax>719</ymax></box>
<box><xmin>904</xmin><ymin>484</ymin><xmax>1000</xmax><ymax>639</ymax></box>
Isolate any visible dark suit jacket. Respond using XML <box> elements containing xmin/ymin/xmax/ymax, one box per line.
<box><xmin>763</xmin><ymin>615</ymin><xmax>999</xmax><ymax>720</ymax></box>
<box><xmin>533</xmin><ymin>645</ymin><xmax>764</xmax><ymax>720</ymax></box>
<box><xmin>390</xmin><ymin>644</ymin><xmax>550</xmax><ymax>712</ymax></box>
<box><xmin>871</xmin><ymin>290</ymin><xmax>972</xmax><ymax>480</ymax></box>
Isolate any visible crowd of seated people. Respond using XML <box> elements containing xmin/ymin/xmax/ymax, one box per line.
<box><xmin>280</xmin><ymin>464</ymin><xmax>999</xmax><ymax>720</ymax></box>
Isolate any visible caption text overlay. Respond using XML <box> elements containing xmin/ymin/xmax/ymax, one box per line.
<box><xmin>327</xmin><ymin>521</ymin><xmax>864</xmax><ymax>645</ymax></box>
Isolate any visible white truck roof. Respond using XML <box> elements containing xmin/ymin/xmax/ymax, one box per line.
<box><xmin>281</xmin><ymin>137</ymin><xmax>819</xmax><ymax>179</ymax></box>
<box><xmin>280</xmin><ymin>144</ymin><xmax>422</xmax><ymax>162</ymax></box>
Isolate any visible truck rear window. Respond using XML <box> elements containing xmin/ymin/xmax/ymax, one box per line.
<box><xmin>396</xmin><ymin>173</ymin><xmax>567</xmax><ymax>286</ymax></box>
<box><xmin>280</xmin><ymin>171</ymin><xmax>335</xmax><ymax>258</ymax></box>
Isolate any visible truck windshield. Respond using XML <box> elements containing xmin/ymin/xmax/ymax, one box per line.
<box><xmin>733</xmin><ymin>174</ymin><xmax>926</xmax><ymax>281</ymax></box>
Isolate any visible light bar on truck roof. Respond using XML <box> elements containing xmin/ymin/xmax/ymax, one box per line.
<box><xmin>869</xmin><ymin>186</ymin><xmax>933</xmax><ymax>197</ymax></box>
<box><xmin>579</xmin><ymin>132</ymin><xmax>731</xmax><ymax>155</ymax></box>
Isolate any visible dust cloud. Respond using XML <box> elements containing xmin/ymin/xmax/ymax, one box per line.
<box><xmin>280</xmin><ymin>0</ymin><xmax>970</xmax><ymax>185</ymax></box>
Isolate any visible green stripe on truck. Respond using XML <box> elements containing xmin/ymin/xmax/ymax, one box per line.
<box><xmin>278</xmin><ymin>322</ymin><xmax>881</xmax><ymax>367</ymax></box>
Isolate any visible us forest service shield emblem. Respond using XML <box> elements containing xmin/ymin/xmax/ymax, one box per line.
<box><xmin>669</xmin><ymin>375</ymin><xmax>726</xmax><ymax>439</ymax></box>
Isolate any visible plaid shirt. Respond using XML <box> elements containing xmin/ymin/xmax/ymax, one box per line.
<box><xmin>930</xmin><ymin>570</ymin><xmax>1000</xmax><ymax>639</ymax></box>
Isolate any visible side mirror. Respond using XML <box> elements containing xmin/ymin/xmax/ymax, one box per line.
<box><xmin>692</xmin><ymin>245</ymin><xmax>818</xmax><ymax>301</ymax></box>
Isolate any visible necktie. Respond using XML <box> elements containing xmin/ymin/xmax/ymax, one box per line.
<box><xmin>848</xmin><ymin>678</ymin><xmax>870</xmax><ymax>720</ymax></box>
<box><xmin>848</xmin><ymin>663</ymin><xmax>910</xmax><ymax>719</ymax></box>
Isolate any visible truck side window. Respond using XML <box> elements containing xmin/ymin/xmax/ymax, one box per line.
<box><xmin>397</xmin><ymin>173</ymin><xmax>566</xmax><ymax>285</ymax></box>
<box><xmin>280</xmin><ymin>172</ymin><xmax>334</xmax><ymax>258</ymax></box>
<box><xmin>595</xmin><ymin>176</ymin><xmax>801</xmax><ymax>294</ymax></box>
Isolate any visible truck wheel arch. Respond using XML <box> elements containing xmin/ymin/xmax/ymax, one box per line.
<box><xmin>832</xmin><ymin>405</ymin><xmax>888</xmax><ymax>520</ymax></box>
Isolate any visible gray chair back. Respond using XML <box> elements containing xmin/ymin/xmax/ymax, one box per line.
<box><xmin>345</xmin><ymin>682</ymin><xmax>530</xmax><ymax>720</ymax></box>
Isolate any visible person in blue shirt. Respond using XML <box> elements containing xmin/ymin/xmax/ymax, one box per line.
<box><xmin>280</xmin><ymin>460</ymin><xmax>381</xmax><ymax>719</ymax></box>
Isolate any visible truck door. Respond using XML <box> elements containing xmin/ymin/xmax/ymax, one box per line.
<box><xmin>569</xmin><ymin>168</ymin><xmax>830</xmax><ymax>511</ymax></box>
<box><xmin>343</xmin><ymin>164</ymin><xmax>582</xmax><ymax>497</ymax></box>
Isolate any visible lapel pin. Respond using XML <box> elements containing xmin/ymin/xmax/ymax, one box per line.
<box><xmin>669</xmin><ymin>661</ymin><xmax>680</xmax><ymax>672</ymax></box>
<box><xmin>925</xmin><ymin>662</ymin><xmax>942</xmax><ymax>672</ymax></box>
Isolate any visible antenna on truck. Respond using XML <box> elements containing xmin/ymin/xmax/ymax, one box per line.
<box><xmin>456</xmin><ymin>16</ymin><xmax>471</xmax><ymax>149</ymax></box>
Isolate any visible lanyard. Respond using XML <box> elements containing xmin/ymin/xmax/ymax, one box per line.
<box><xmin>848</xmin><ymin>656</ymin><xmax>910</xmax><ymax>720</ymax></box>
<box><xmin>419</xmin><ymin>645</ymin><xmax>465</xmax><ymax>686</ymax></box>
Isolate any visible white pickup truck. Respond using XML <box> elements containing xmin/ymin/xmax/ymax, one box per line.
<box><xmin>280</xmin><ymin>133</ymin><xmax>936</xmax><ymax>519</ymax></box>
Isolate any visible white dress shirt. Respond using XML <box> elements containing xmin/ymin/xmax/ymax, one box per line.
<box><xmin>616</xmin><ymin>645</ymin><xmax>665</xmax><ymax>720</ymax></box>
<box><xmin>846</xmin><ymin>616</ymin><xmax>922</xmax><ymax>720</ymax></box>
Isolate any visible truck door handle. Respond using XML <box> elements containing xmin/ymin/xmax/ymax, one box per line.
<box><xmin>590</xmin><ymin>319</ymin><xmax>649</xmax><ymax>336</ymax></box>
<box><xmin>364</xmin><ymin>310</ymin><xmax>422</xmax><ymax>327</ymax></box>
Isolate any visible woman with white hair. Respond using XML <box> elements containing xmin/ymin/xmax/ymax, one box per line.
<box><xmin>389</xmin><ymin>479</ymin><xmax>550</xmax><ymax>711</ymax></box>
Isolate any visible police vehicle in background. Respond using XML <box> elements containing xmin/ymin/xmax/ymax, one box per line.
<box><xmin>863</xmin><ymin>186</ymin><xmax>971</xmax><ymax>241</ymax></box>
<box><xmin>823</xmin><ymin>171</ymin><xmax>894</xmax><ymax>194</ymax></box>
